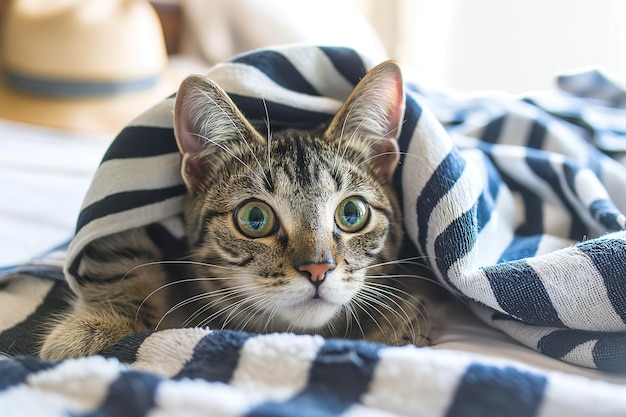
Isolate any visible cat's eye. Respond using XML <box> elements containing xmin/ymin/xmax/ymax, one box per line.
<box><xmin>335</xmin><ymin>197</ymin><xmax>370</xmax><ymax>233</ymax></box>
<box><xmin>235</xmin><ymin>200</ymin><xmax>277</xmax><ymax>238</ymax></box>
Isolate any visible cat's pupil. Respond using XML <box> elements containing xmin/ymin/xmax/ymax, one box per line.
<box><xmin>344</xmin><ymin>202</ymin><xmax>361</xmax><ymax>224</ymax></box>
<box><xmin>248</xmin><ymin>207</ymin><xmax>265</xmax><ymax>230</ymax></box>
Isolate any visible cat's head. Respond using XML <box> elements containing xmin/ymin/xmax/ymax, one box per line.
<box><xmin>173</xmin><ymin>61</ymin><xmax>406</xmax><ymax>333</ymax></box>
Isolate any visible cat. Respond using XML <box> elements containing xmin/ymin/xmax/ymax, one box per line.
<box><xmin>40</xmin><ymin>60</ymin><xmax>441</xmax><ymax>360</ymax></box>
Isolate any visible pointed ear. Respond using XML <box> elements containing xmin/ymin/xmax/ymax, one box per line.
<box><xmin>325</xmin><ymin>61</ymin><xmax>405</xmax><ymax>182</ymax></box>
<box><xmin>173</xmin><ymin>74</ymin><xmax>261</xmax><ymax>190</ymax></box>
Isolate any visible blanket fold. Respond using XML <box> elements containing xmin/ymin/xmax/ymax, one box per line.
<box><xmin>66</xmin><ymin>45</ymin><xmax>625</xmax><ymax>371</ymax></box>
<box><xmin>1</xmin><ymin>45</ymin><xmax>626</xmax><ymax>416</ymax></box>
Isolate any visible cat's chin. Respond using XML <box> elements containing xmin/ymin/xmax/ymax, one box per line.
<box><xmin>276</xmin><ymin>298</ymin><xmax>342</xmax><ymax>330</ymax></box>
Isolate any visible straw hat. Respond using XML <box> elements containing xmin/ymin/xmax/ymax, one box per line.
<box><xmin>2</xmin><ymin>0</ymin><xmax>167</xmax><ymax>97</ymax></box>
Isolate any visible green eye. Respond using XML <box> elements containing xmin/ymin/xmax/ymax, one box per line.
<box><xmin>235</xmin><ymin>200</ymin><xmax>276</xmax><ymax>238</ymax></box>
<box><xmin>336</xmin><ymin>197</ymin><xmax>370</xmax><ymax>232</ymax></box>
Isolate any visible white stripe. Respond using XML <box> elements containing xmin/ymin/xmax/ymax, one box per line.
<box><xmin>231</xmin><ymin>333</ymin><xmax>324</xmax><ymax>402</ymax></box>
<box><xmin>206</xmin><ymin>63</ymin><xmax>341</xmax><ymax>114</ymax></box>
<box><xmin>127</xmin><ymin>98</ymin><xmax>175</xmax><ymax>129</ymax></box>
<box><xmin>133</xmin><ymin>328</ymin><xmax>212</xmax><ymax>377</ymax></box>
<box><xmin>160</xmin><ymin>216</ymin><xmax>186</xmax><ymax>240</ymax></box>
<box><xmin>401</xmin><ymin>105</ymin><xmax>454</xmax><ymax>255</ymax></box>
<box><xmin>0</xmin><ymin>275</ymin><xmax>53</xmax><ymax>331</ymax></box>
<box><xmin>574</xmin><ymin>168</ymin><xmax>613</xmax><ymax>222</ymax></box>
<box><xmin>539</xmin><ymin>369</ymin><xmax>626</xmax><ymax>417</ymax></box>
<box><xmin>598</xmin><ymin>156</ymin><xmax>626</xmax><ymax>213</ymax></box>
<box><xmin>23</xmin><ymin>357</ymin><xmax>124</xmax><ymax>415</ymax></box>
<box><xmin>490</xmin><ymin>144</ymin><xmax>560</xmax><ymax>204</ymax></box>
<box><xmin>561</xmin><ymin>340</ymin><xmax>597</xmax><ymax>369</ymax></box>
<box><xmin>548</xmin><ymin>156</ymin><xmax>604</xmax><ymax>238</ymax></box>
<box><xmin>462</xmin><ymin>149</ymin><xmax>517</xmax><ymax>267</ymax></box>
<box><xmin>361</xmin><ymin>346</ymin><xmax>472</xmax><ymax>416</ymax></box>
<box><xmin>154</xmin><ymin>378</ymin><xmax>253</xmax><ymax>417</ymax></box>
<box><xmin>65</xmin><ymin>196</ymin><xmax>184</xmax><ymax>290</ymax></box>
<box><xmin>543</xmin><ymin>117</ymin><xmax>590</xmax><ymax>166</ymax></box>
<box><xmin>535</xmin><ymin>234</ymin><xmax>576</xmax><ymax>257</ymax></box>
<box><xmin>498</xmin><ymin>105</ymin><xmax>535</xmax><ymax>146</ymax></box>
<box><xmin>426</xmin><ymin>150</ymin><xmax>483</xmax><ymax>277</ymax></box>
<box><xmin>80</xmin><ymin>153</ymin><xmax>182</xmax><ymax>210</ymax></box>
<box><xmin>447</xmin><ymin>267</ymin><xmax>500</xmax><ymax>311</ymax></box>
<box><xmin>277</xmin><ymin>46</ymin><xmax>357</xmax><ymax>100</ymax></box>
<box><xmin>527</xmin><ymin>247</ymin><xmax>626</xmax><ymax>331</ymax></box>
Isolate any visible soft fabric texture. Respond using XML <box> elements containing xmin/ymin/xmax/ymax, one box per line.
<box><xmin>1</xmin><ymin>45</ymin><xmax>626</xmax><ymax>415</ymax></box>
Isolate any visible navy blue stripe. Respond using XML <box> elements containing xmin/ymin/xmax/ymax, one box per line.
<box><xmin>498</xmin><ymin>235</ymin><xmax>542</xmax><ymax>263</ymax></box>
<box><xmin>0</xmin><ymin>357</ymin><xmax>57</xmax><ymax>391</ymax></box>
<box><xmin>589</xmin><ymin>199</ymin><xmax>625</xmax><ymax>231</ymax></box>
<box><xmin>593</xmin><ymin>333</ymin><xmax>626</xmax><ymax>372</ymax></box>
<box><xmin>537</xmin><ymin>329</ymin><xmax>597</xmax><ymax>360</ymax></box>
<box><xmin>483</xmin><ymin>260</ymin><xmax>565</xmax><ymax>327</ymax></box>
<box><xmin>576</xmin><ymin>238</ymin><xmax>626</xmax><ymax>325</ymax></box>
<box><xmin>247</xmin><ymin>339</ymin><xmax>381</xmax><ymax>417</ymax></box>
<box><xmin>100</xmin><ymin>331</ymin><xmax>154</xmax><ymax>364</ymax></box>
<box><xmin>434</xmin><ymin>207</ymin><xmax>477</xmax><ymax>289</ymax></box>
<box><xmin>229</xmin><ymin>94</ymin><xmax>333</xmax><ymax>130</ymax></box>
<box><xmin>393</xmin><ymin>93</ymin><xmax>422</xmax><ymax>207</ymax></box>
<box><xmin>525</xmin><ymin>151</ymin><xmax>588</xmax><ymax>240</ymax></box>
<box><xmin>102</xmin><ymin>127</ymin><xmax>178</xmax><ymax>161</ymax></box>
<box><xmin>480</xmin><ymin>114</ymin><xmax>505</xmax><ymax>144</ymax></box>
<box><xmin>445</xmin><ymin>364</ymin><xmax>546</xmax><ymax>417</ymax></box>
<box><xmin>0</xmin><ymin>281</ymin><xmax>72</xmax><ymax>357</ymax></box>
<box><xmin>493</xmin><ymin>164</ymin><xmax>543</xmax><ymax>262</ymax></box>
<box><xmin>73</xmin><ymin>371</ymin><xmax>160</xmax><ymax>417</ymax></box>
<box><xmin>76</xmin><ymin>185</ymin><xmax>186</xmax><ymax>232</ymax></box>
<box><xmin>174</xmin><ymin>330</ymin><xmax>252</xmax><ymax>383</ymax></box>
<box><xmin>416</xmin><ymin>152</ymin><xmax>467</xmax><ymax>254</ymax></box>
<box><xmin>526</xmin><ymin>118</ymin><xmax>547</xmax><ymax>149</ymax></box>
<box><xmin>319</xmin><ymin>46</ymin><xmax>366</xmax><ymax>86</ymax></box>
<box><xmin>475</xmin><ymin>154</ymin><xmax>502</xmax><ymax>233</ymax></box>
<box><xmin>231</xmin><ymin>50</ymin><xmax>319</xmax><ymax>96</ymax></box>
<box><xmin>4</xmin><ymin>69</ymin><xmax>159</xmax><ymax>97</ymax></box>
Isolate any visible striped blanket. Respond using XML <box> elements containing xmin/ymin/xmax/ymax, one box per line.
<box><xmin>1</xmin><ymin>45</ymin><xmax>626</xmax><ymax>416</ymax></box>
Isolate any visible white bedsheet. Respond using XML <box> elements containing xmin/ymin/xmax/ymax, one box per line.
<box><xmin>0</xmin><ymin>120</ymin><xmax>109</xmax><ymax>265</ymax></box>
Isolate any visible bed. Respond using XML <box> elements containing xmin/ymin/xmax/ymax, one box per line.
<box><xmin>1</xmin><ymin>45</ymin><xmax>625</xmax><ymax>416</ymax></box>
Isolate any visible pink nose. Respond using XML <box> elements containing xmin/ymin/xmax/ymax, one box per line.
<box><xmin>298</xmin><ymin>263</ymin><xmax>335</xmax><ymax>285</ymax></box>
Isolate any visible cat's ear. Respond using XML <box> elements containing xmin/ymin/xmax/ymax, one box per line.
<box><xmin>325</xmin><ymin>61</ymin><xmax>405</xmax><ymax>182</ymax></box>
<box><xmin>173</xmin><ymin>74</ymin><xmax>261</xmax><ymax>189</ymax></box>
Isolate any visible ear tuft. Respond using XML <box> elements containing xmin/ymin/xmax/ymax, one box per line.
<box><xmin>173</xmin><ymin>75</ymin><xmax>261</xmax><ymax>190</ymax></box>
<box><xmin>326</xmin><ymin>61</ymin><xmax>405</xmax><ymax>182</ymax></box>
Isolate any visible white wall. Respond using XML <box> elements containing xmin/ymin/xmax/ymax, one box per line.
<box><xmin>364</xmin><ymin>0</ymin><xmax>626</xmax><ymax>93</ymax></box>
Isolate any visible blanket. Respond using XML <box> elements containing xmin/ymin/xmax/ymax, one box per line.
<box><xmin>1</xmin><ymin>45</ymin><xmax>626</xmax><ymax>416</ymax></box>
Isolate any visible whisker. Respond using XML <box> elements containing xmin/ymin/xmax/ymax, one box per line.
<box><xmin>361</xmin><ymin>284</ymin><xmax>420</xmax><ymax>332</ymax></box>
<box><xmin>156</xmin><ymin>282</ymin><xmax>260</xmax><ymax>329</ymax></box>
<box><xmin>361</xmin><ymin>282</ymin><xmax>432</xmax><ymax>345</ymax></box>
<box><xmin>365</xmin><ymin>256</ymin><xmax>434</xmax><ymax>270</ymax></box>
<box><xmin>262</xmin><ymin>97</ymin><xmax>273</xmax><ymax>185</ymax></box>
<box><xmin>184</xmin><ymin>284</ymin><xmax>264</xmax><ymax>328</ymax></box>
<box><xmin>350</xmin><ymin>296</ymin><xmax>390</xmax><ymax>339</ymax></box>
<box><xmin>120</xmin><ymin>260</ymin><xmax>239</xmax><ymax>284</ymax></box>
<box><xmin>136</xmin><ymin>275</ymin><xmax>251</xmax><ymax>325</ymax></box>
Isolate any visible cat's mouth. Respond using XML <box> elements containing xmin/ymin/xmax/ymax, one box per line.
<box><xmin>277</xmin><ymin>297</ymin><xmax>341</xmax><ymax>329</ymax></box>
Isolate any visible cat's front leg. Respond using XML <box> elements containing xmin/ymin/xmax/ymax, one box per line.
<box><xmin>40</xmin><ymin>229</ymin><xmax>170</xmax><ymax>360</ymax></box>
<box><xmin>40</xmin><ymin>304</ymin><xmax>140</xmax><ymax>359</ymax></box>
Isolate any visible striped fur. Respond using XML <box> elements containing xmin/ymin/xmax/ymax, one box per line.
<box><xmin>40</xmin><ymin>60</ymin><xmax>437</xmax><ymax>359</ymax></box>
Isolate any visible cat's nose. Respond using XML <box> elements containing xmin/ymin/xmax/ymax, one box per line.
<box><xmin>298</xmin><ymin>263</ymin><xmax>335</xmax><ymax>286</ymax></box>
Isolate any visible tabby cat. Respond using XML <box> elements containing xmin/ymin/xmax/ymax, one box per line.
<box><xmin>40</xmin><ymin>61</ymin><xmax>439</xmax><ymax>360</ymax></box>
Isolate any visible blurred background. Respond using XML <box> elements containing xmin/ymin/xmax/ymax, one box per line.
<box><xmin>0</xmin><ymin>0</ymin><xmax>625</xmax><ymax>132</ymax></box>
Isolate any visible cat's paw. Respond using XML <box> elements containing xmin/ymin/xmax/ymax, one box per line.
<box><xmin>40</xmin><ymin>310</ymin><xmax>136</xmax><ymax>360</ymax></box>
